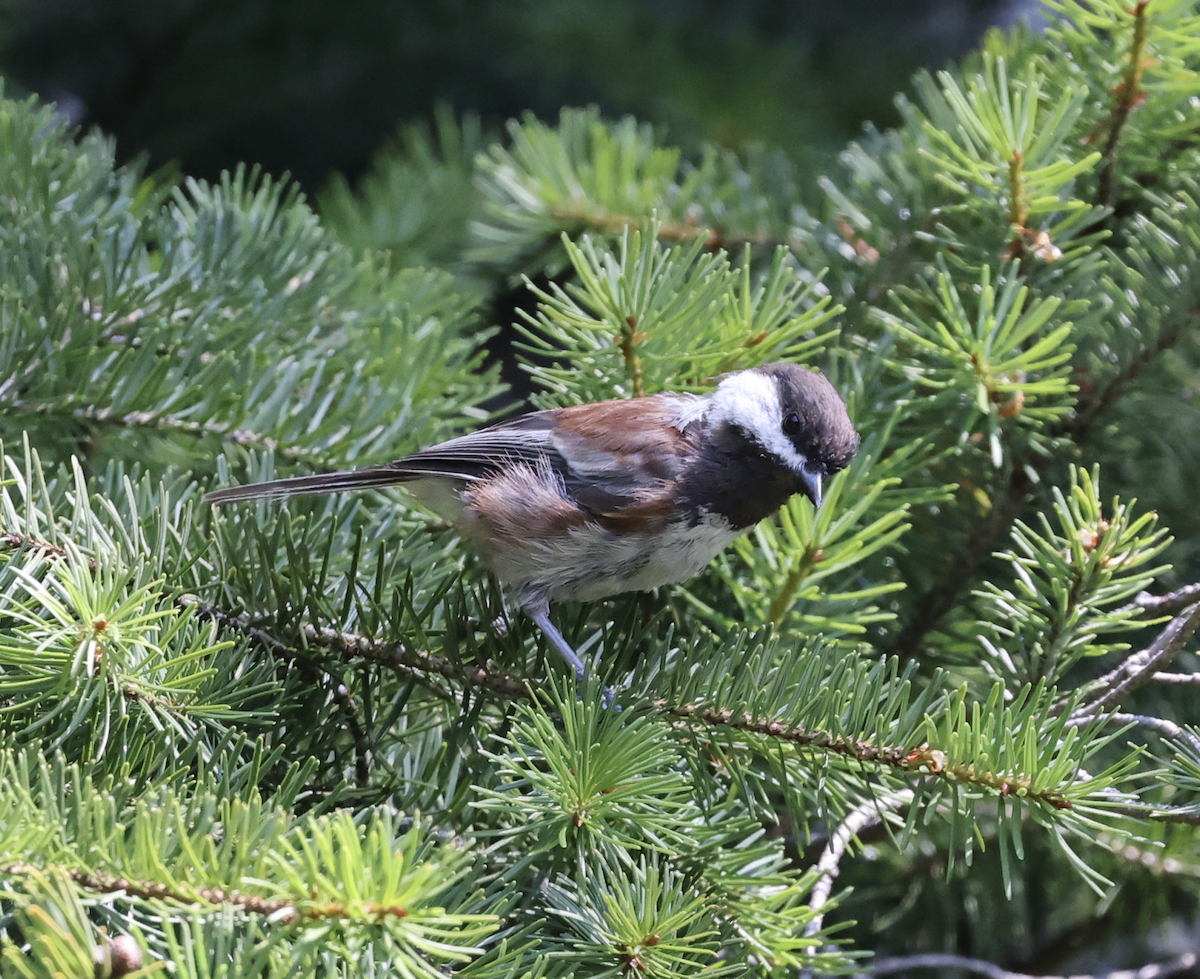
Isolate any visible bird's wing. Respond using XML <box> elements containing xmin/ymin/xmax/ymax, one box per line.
<box><xmin>549</xmin><ymin>395</ymin><xmax>700</xmax><ymax>528</ymax></box>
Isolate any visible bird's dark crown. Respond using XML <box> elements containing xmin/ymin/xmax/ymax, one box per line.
<box><xmin>752</xmin><ymin>363</ymin><xmax>860</xmax><ymax>474</ymax></box>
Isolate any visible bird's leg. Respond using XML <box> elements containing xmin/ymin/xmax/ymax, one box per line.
<box><xmin>523</xmin><ymin>600</ymin><xmax>586</xmax><ymax>680</ymax></box>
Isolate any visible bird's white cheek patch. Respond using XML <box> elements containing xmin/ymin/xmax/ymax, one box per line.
<box><xmin>707</xmin><ymin>371</ymin><xmax>809</xmax><ymax>473</ymax></box>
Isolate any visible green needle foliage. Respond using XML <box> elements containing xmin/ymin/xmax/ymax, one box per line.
<box><xmin>5</xmin><ymin>0</ymin><xmax>1200</xmax><ymax>974</ymax></box>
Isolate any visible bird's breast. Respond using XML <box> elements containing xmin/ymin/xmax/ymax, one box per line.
<box><xmin>526</xmin><ymin>510</ymin><xmax>745</xmax><ymax>603</ymax></box>
<box><xmin>460</xmin><ymin>495</ymin><xmax>744</xmax><ymax>606</ymax></box>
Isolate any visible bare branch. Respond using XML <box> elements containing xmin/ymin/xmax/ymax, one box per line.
<box><xmin>866</xmin><ymin>951</ymin><xmax>1197</xmax><ymax>979</ymax></box>
<box><xmin>1103</xmin><ymin>832</ymin><xmax>1200</xmax><ymax>876</ymax></box>
<box><xmin>805</xmin><ymin>790</ymin><xmax>913</xmax><ymax>939</ymax></box>
<box><xmin>331</xmin><ymin>681</ymin><xmax>372</xmax><ymax>787</ymax></box>
<box><xmin>1066</xmin><ymin>711</ymin><xmax>1200</xmax><ymax>756</ymax></box>
<box><xmin>1150</xmin><ymin>671</ymin><xmax>1200</xmax><ymax>686</ymax></box>
<box><xmin>1061</xmin><ymin>601</ymin><xmax>1200</xmax><ymax>722</ymax></box>
<box><xmin>1146</xmin><ymin>808</ymin><xmax>1200</xmax><ymax>826</ymax></box>
<box><xmin>1128</xmin><ymin>583</ymin><xmax>1200</xmax><ymax>616</ymax></box>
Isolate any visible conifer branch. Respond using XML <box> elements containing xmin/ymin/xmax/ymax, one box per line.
<box><xmin>545</xmin><ymin>204</ymin><xmax>781</xmax><ymax>252</ymax></box>
<box><xmin>766</xmin><ymin>542</ymin><xmax>822</xmax><ymax>629</ymax></box>
<box><xmin>4</xmin><ymin>399</ymin><xmax>304</xmax><ymax>460</ymax></box>
<box><xmin>3</xmin><ymin>862</ymin><xmax>429</xmax><ymax>926</ymax></box>
<box><xmin>618</xmin><ymin>315</ymin><xmax>646</xmax><ymax>397</ymax></box>
<box><xmin>1093</xmin><ymin>1</ymin><xmax>1151</xmax><ymax>207</ymax></box>
<box><xmin>1</xmin><ymin>530</ymin><xmax>77</xmax><ymax>565</ymax></box>
<box><xmin>891</xmin><ymin>465</ymin><xmax>1032</xmax><ymax>661</ymax></box>
<box><xmin>662</xmin><ymin>701</ymin><xmax>910</xmax><ymax>765</ymax></box>
<box><xmin>178</xmin><ymin>597</ymin><xmax>531</xmax><ymax>698</ymax></box>
<box><xmin>1067</xmin><ymin>307</ymin><xmax>1196</xmax><ymax>443</ymax></box>
<box><xmin>1007</xmin><ymin>150</ymin><xmax>1028</xmax><ymax>229</ymax></box>
<box><xmin>662</xmin><ymin>703</ymin><xmax>1074</xmax><ymax>808</ymax></box>
<box><xmin>1</xmin><ymin>863</ymin><xmax>300</xmax><ymax>921</ymax></box>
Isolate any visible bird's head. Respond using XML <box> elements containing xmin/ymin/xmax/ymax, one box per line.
<box><xmin>706</xmin><ymin>363</ymin><xmax>859</xmax><ymax>508</ymax></box>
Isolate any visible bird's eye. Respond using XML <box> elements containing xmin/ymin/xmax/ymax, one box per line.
<box><xmin>782</xmin><ymin>411</ymin><xmax>801</xmax><ymax>436</ymax></box>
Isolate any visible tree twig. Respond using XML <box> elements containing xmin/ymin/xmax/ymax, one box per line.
<box><xmin>331</xmin><ymin>681</ymin><xmax>372</xmax><ymax>787</ymax></box>
<box><xmin>1128</xmin><ymin>583</ymin><xmax>1200</xmax><ymax>616</ymax></box>
<box><xmin>1093</xmin><ymin>1</ymin><xmax>1151</xmax><ymax>207</ymax></box>
<box><xmin>662</xmin><ymin>703</ymin><xmax>1073</xmax><ymax>808</ymax></box>
<box><xmin>865</xmin><ymin>951</ymin><xmax>1197</xmax><ymax>979</ymax></box>
<box><xmin>805</xmin><ymin>790</ymin><xmax>913</xmax><ymax>939</ymax></box>
<box><xmin>2</xmin><ymin>862</ymin><xmax>417</xmax><ymax>926</ymax></box>
<box><xmin>1066</xmin><ymin>710</ymin><xmax>1200</xmax><ymax>756</ymax></box>
<box><xmin>1150</xmin><ymin>671</ymin><xmax>1200</xmax><ymax>686</ymax></box>
<box><xmin>1060</xmin><ymin>601</ymin><xmax>1200</xmax><ymax>722</ymax></box>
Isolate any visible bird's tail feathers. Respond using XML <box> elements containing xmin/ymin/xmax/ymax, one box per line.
<box><xmin>205</xmin><ymin>467</ymin><xmax>423</xmax><ymax>505</ymax></box>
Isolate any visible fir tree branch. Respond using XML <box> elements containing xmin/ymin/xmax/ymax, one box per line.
<box><xmin>0</xmin><ymin>531</ymin><xmax>79</xmax><ymax>566</ymax></box>
<box><xmin>545</xmin><ymin>204</ymin><xmax>781</xmax><ymax>252</ymax></box>
<box><xmin>1093</xmin><ymin>1</ymin><xmax>1151</xmax><ymax>207</ymax></box>
<box><xmin>866</xmin><ymin>951</ymin><xmax>1197</xmax><ymax>979</ymax></box>
<box><xmin>3</xmin><ymin>862</ymin><xmax>430</xmax><ymax>927</ymax></box>
<box><xmin>663</xmin><ymin>703</ymin><xmax>1074</xmax><ymax>808</ymax></box>
<box><xmin>766</xmin><ymin>541</ymin><xmax>822</xmax><ymax>630</ymax></box>
<box><xmin>3</xmin><ymin>399</ymin><xmax>304</xmax><ymax>461</ymax></box>
<box><xmin>1</xmin><ymin>862</ymin><xmax>300</xmax><ymax>922</ymax></box>
<box><xmin>618</xmin><ymin>315</ymin><xmax>646</xmax><ymax>397</ymax></box>
<box><xmin>892</xmin><ymin>297</ymin><xmax>1196</xmax><ymax>664</ymax></box>
<box><xmin>178</xmin><ymin>597</ymin><xmax>530</xmax><ymax>698</ymax></box>
<box><xmin>1066</xmin><ymin>306</ymin><xmax>1197</xmax><ymax>444</ymax></box>
<box><xmin>662</xmin><ymin>701</ymin><xmax>910</xmax><ymax>765</ymax></box>
<box><xmin>1007</xmin><ymin>150</ymin><xmax>1029</xmax><ymax>229</ymax></box>
<box><xmin>891</xmin><ymin>465</ymin><xmax>1032</xmax><ymax>661</ymax></box>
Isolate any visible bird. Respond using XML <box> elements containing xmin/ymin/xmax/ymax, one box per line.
<box><xmin>206</xmin><ymin>362</ymin><xmax>860</xmax><ymax>679</ymax></box>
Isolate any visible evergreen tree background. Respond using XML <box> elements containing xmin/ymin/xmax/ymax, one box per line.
<box><xmin>2</xmin><ymin>1</ymin><xmax>1200</xmax><ymax>977</ymax></box>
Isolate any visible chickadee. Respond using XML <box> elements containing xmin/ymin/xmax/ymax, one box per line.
<box><xmin>206</xmin><ymin>363</ymin><xmax>859</xmax><ymax>679</ymax></box>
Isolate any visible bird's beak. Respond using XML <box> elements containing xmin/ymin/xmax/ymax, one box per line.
<box><xmin>799</xmin><ymin>468</ymin><xmax>823</xmax><ymax>508</ymax></box>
